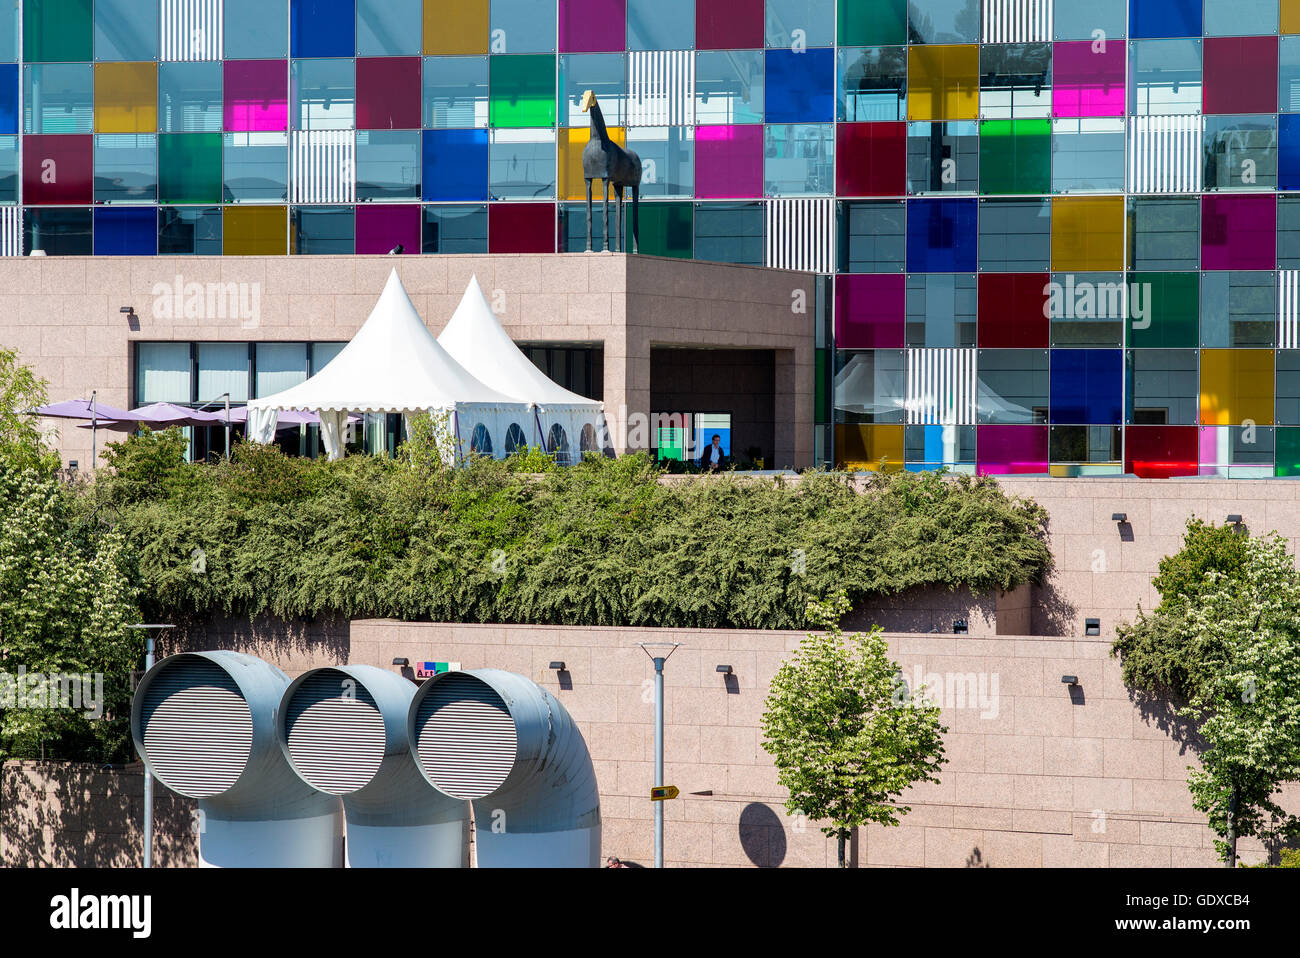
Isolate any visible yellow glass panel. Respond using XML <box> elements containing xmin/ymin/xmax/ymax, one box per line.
<box><xmin>558</xmin><ymin>126</ymin><xmax>626</xmax><ymax>201</ymax></box>
<box><xmin>94</xmin><ymin>62</ymin><xmax>157</xmax><ymax>133</ymax></box>
<box><xmin>225</xmin><ymin>206</ymin><xmax>287</xmax><ymax>255</ymax></box>
<box><xmin>834</xmin><ymin>424</ymin><xmax>904</xmax><ymax>471</ymax></box>
<box><xmin>906</xmin><ymin>45</ymin><xmax>979</xmax><ymax>122</ymax></box>
<box><xmin>1051</xmin><ymin>196</ymin><xmax>1124</xmax><ymax>271</ymax></box>
<box><xmin>424</xmin><ymin>0</ymin><xmax>489</xmax><ymax>55</ymax></box>
<box><xmin>1200</xmin><ymin>349</ymin><xmax>1275</xmax><ymax>426</ymax></box>
<box><xmin>1284</xmin><ymin>0</ymin><xmax>1300</xmax><ymax>33</ymax></box>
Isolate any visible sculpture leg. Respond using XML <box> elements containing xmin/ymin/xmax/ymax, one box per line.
<box><xmin>615</xmin><ymin>184</ymin><xmax>624</xmax><ymax>253</ymax></box>
<box><xmin>585</xmin><ymin>179</ymin><xmax>593</xmax><ymax>252</ymax></box>
<box><xmin>602</xmin><ymin>180</ymin><xmax>610</xmax><ymax>252</ymax></box>
<box><xmin>631</xmin><ymin>185</ymin><xmax>640</xmax><ymax>254</ymax></box>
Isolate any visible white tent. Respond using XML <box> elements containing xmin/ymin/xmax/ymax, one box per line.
<box><xmin>247</xmin><ymin>269</ymin><xmax>531</xmax><ymax>462</ymax></box>
<box><xmin>438</xmin><ymin>275</ymin><xmax>607</xmax><ymax>462</ymax></box>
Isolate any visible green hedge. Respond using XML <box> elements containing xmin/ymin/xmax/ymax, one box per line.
<box><xmin>86</xmin><ymin>431</ymin><xmax>1052</xmax><ymax>630</ymax></box>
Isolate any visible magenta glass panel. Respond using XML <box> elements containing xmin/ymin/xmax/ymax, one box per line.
<box><xmin>1203</xmin><ymin>36</ymin><xmax>1278</xmax><ymax>115</ymax></box>
<box><xmin>559</xmin><ymin>0</ymin><xmax>627</xmax><ymax>53</ymax></box>
<box><xmin>835</xmin><ymin>275</ymin><xmax>905</xmax><ymax>348</ymax></box>
<box><xmin>1051</xmin><ymin>42</ymin><xmax>1124</xmax><ymax>118</ymax></box>
<box><xmin>976</xmin><ymin>425</ymin><xmax>1048</xmax><ymax>476</ymax></box>
<box><xmin>1201</xmin><ymin>195</ymin><xmax>1276</xmax><ymax>271</ymax></box>
<box><xmin>356</xmin><ymin>57</ymin><xmax>422</xmax><ymax>130</ymax></box>
<box><xmin>697</xmin><ymin>0</ymin><xmax>764</xmax><ymax>50</ymax></box>
<box><xmin>356</xmin><ymin>205</ymin><xmax>420</xmax><ymax>255</ymax></box>
<box><xmin>224</xmin><ymin>60</ymin><xmax>288</xmax><ymax>132</ymax></box>
<box><xmin>695</xmin><ymin>125</ymin><xmax>763</xmax><ymax>198</ymax></box>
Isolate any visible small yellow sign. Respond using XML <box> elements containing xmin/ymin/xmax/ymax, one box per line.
<box><xmin>650</xmin><ymin>785</ymin><xmax>679</xmax><ymax>801</ymax></box>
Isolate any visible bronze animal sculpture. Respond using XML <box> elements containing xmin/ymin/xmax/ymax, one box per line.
<box><xmin>581</xmin><ymin>89</ymin><xmax>641</xmax><ymax>253</ymax></box>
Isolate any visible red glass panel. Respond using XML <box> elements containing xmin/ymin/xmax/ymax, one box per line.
<box><xmin>836</xmin><ymin>274</ymin><xmax>905</xmax><ymax>348</ymax></box>
<box><xmin>560</xmin><ymin>0</ymin><xmax>627</xmax><ymax>53</ymax></box>
<box><xmin>977</xmin><ymin>273</ymin><xmax>1050</xmax><ymax>347</ymax></box>
<box><xmin>488</xmin><ymin>202</ymin><xmax>556</xmax><ymax>253</ymax></box>
<box><xmin>356</xmin><ymin>57</ymin><xmax>422</xmax><ymax>130</ymax></box>
<box><xmin>697</xmin><ymin>0</ymin><xmax>764</xmax><ymax>50</ymax></box>
<box><xmin>1203</xmin><ymin>36</ymin><xmax>1278</xmax><ymax>115</ymax></box>
<box><xmin>1123</xmin><ymin>425</ymin><xmax>1198</xmax><ymax>479</ymax></box>
<box><xmin>22</xmin><ymin>134</ymin><xmax>93</xmax><ymax>205</ymax></box>
<box><xmin>835</xmin><ymin>122</ymin><xmax>905</xmax><ymax>196</ymax></box>
<box><xmin>356</xmin><ymin>205</ymin><xmax>421</xmax><ymax>255</ymax></box>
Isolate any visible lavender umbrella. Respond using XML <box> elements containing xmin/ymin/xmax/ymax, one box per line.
<box><xmin>34</xmin><ymin>394</ymin><xmax>137</xmax><ymax>462</ymax></box>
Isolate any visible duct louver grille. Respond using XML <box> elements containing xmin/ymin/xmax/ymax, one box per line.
<box><xmin>140</xmin><ymin>659</ymin><xmax>253</xmax><ymax>798</ymax></box>
<box><xmin>413</xmin><ymin>674</ymin><xmax>517</xmax><ymax>800</ymax></box>
<box><xmin>284</xmin><ymin>670</ymin><xmax>386</xmax><ymax>794</ymax></box>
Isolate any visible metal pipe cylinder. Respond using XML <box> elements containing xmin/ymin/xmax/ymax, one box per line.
<box><xmin>131</xmin><ymin>651</ymin><xmax>344</xmax><ymax>867</ymax></box>
<box><xmin>407</xmin><ymin>669</ymin><xmax>601</xmax><ymax>868</ymax></box>
<box><xmin>277</xmin><ymin>665</ymin><xmax>470</xmax><ymax>867</ymax></box>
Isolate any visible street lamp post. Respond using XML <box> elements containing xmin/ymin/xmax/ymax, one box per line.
<box><xmin>639</xmin><ymin>642</ymin><xmax>680</xmax><ymax>869</ymax></box>
<box><xmin>126</xmin><ymin>624</ymin><xmax>174</xmax><ymax>868</ymax></box>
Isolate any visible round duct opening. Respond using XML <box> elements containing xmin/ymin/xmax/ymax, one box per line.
<box><xmin>413</xmin><ymin>672</ymin><xmax>518</xmax><ymax>799</ymax></box>
<box><xmin>284</xmin><ymin>669</ymin><xmax>386</xmax><ymax>794</ymax></box>
<box><xmin>139</xmin><ymin>657</ymin><xmax>254</xmax><ymax>798</ymax></box>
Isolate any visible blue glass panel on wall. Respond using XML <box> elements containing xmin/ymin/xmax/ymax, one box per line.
<box><xmin>1050</xmin><ymin>349</ymin><xmax>1122</xmax><ymax>424</ymax></box>
<box><xmin>764</xmin><ymin>48</ymin><xmax>834</xmax><ymax>124</ymax></box>
<box><xmin>1281</xmin><ymin>115</ymin><xmax>1300</xmax><ymax>191</ymax></box>
<box><xmin>0</xmin><ymin>135</ymin><xmax>17</xmax><ymax>202</ymax></box>
<box><xmin>292</xmin><ymin>0</ymin><xmax>356</xmax><ymax>58</ymax></box>
<box><xmin>1129</xmin><ymin>0</ymin><xmax>1201</xmax><ymax>39</ymax></box>
<box><xmin>423</xmin><ymin>128</ymin><xmax>488</xmax><ymax>200</ymax></box>
<box><xmin>905</xmin><ymin>198</ymin><xmax>977</xmax><ymax>273</ymax></box>
<box><xmin>0</xmin><ymin>64</ymin><xmax>16</xmax><ymax>134</ymax></box>
<box><xmin>160</xmin><ymin>62</ymin><xmax>222</xmax><ymax>132</ymax></box>
<box><xmin>94</xmin><ymin>206</ymin><xmax>156</xmax><ymax>255</ymax></box>
<box><xmin>94</xmin><ymin>0</ymin><xmax>160</xmax><ymax>61</ymax></box>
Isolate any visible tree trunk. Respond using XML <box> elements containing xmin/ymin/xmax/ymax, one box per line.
<box><xmin>837</xmin><ymin>830</ymin><xmax>847</xmax><ymax>868</ymax></box>
<box><xmin>1227</xmin><ymin>785</ymin><xmax>1238</xmax><ymax>868</ymax></box>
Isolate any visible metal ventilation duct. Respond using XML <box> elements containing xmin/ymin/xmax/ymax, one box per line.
<box><xmin>409</xmin><ymin>669</ymin><xmax>601</xmax><ymax>868</ymax></box>
<box><xmin>131</xmin><ymin>652</ymin><xmax>344</xmax><ymax>868</ymax></box>
<box><xmin>278</xmin><ymin>666</ymin><xmax>470</xmax><ymax>867</ymax></box>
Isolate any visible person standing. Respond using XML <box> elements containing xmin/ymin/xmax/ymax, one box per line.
<box><xmin>698</xmin><ymin>434</ymin><xmax>728</xmax><ymax>471</ymax></box>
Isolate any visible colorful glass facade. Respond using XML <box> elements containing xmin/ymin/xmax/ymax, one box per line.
<box><xmin>9</xmin><ymin>1</ymin><xmax>1300</xmax><ymax>476</ymax></box>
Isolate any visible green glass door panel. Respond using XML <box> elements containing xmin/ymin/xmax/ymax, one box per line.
<box><xmin>159</xmin><ymin>133</ymin><xmax>222</xmax><ymax>204</ymax></box>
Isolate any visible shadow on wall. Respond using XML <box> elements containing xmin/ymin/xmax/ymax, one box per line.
<box><xmin>739</xmin><ymin>802</ymin><xmax>787</xmax><ymax>868</ymax></box>
<box><xmin>1</xmin><ymin>762</ymin><xmax>196</xmax><ymax>867</ymax></box>
<box><xmin>162</xmin><ymin>614</ymin><xmax>352</xmax><ymax>664</ymax></box>
<box><xmin>1030</xmin><ymin>573</ymin><xmax>1080</xmax><ymax>637</ymax></box>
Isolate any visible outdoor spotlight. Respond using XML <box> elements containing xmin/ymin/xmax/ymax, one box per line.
<box><xmin>1226</xmin><ymin>514</ymin><xmax>1243</xmax><ymax>525</ymax></box>
<box><xmin>1111</xmin><ymin>512</ymin><xmax>1127</xmax><ymax>523</ymax></box>
<box><xmin>119</xmin><ymin>306</ymin><xmax>135</xmax><ymax>315</ymax></box>
<box><xmin>67</xmin><ymin>460</ymin><xmax>78</xmax><ymax>471</ymax></box>
<box><xmin>716</xmin><ymin>664</ymin><xmax>733</xmax><ymax>675</ymax></box>
<box><xmin>549</xmin><ymin>661</ymin><xmax>567</xmax><ymax>671</ymax></box>
<box><xmin>1061</xmin><ymin>675</ymin><xmax>1079</xmax><ymax>686</ymax></box>
<box><xmin>391</xmin><ymin>657</ymin><xmax>409</xmax><ymax>667</ymax></box>
<box><xmin>389</xmin><ymin>244</ymin><xmax>404</xmax><ymax>255</ymax></box>
<box><xmin>1084</xmin><ymin>618</ymin><xmax>1101</xmax><ymax>636</ymax></box>
<box><xmin>952</xmin><ymin>619</ymin><xmax>968</xmax><ymax>635</ymax></box>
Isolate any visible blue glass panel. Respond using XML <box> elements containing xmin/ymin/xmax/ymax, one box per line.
<box><xmin>291</xmin><ymin>0</ymin><xmax>356</xmax><ymax>58</ymax></box>
<box><xmin>0</xmin><ymin>63</ymin><xmax>16</xmax><ymax>134</ymax></box>
<box><xmin>1281</xmin><ymin>115</ymin><xmax>1300</xmax><ymax>191</ymax></box>
<box><xmin>1050</xmin><ymin>349</ymin><xmax>1122</xmax><ymax>424</ymax></box>
<box><xmin>905</xmin><ymin>198</ymin><xmax>977</xmax><ymax>272</ymax></box>
<box><xmin>94</xmin><ymin>206</ymin><xmax>156</xmax><ymax>255</ymax></box>
<box><xmin>422</xmin><ymin>128</ymin><xmax>488</xmax><ymax>201</ymax></box>
<box><xmin>1129</xmin><ymin>0</ymin><xmax>1201</xmax><ymax>39</ymax></box>
<box><xmin>764</xmin><ymin>48</ymin><xmax>834</xmax><ymax>124</ymax></box>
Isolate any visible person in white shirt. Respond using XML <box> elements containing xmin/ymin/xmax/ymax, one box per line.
<box><xmin>698</xmin><ymin>434</ymin><xmax>728</xmax><ymax>471</ymax></box>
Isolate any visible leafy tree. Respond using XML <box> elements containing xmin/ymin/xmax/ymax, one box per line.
<box><xmin>0</xmin><ymin>346</ymin><xmax>58</xmax><ymax>474</ymax></box>
<box><xmin>760</xmin><ymin>594</ymin><xmax>948</xmax><ymax>867</ymax></box>
<box><xmin>1174</xmin><ymin>535</ymin><xmax>1300</xmax><ymax>866</ymax></box>
<box><xmin>1112</xmin><ymin>519</ymin><xmax>1250</xmax><ymax>701</ymax></box>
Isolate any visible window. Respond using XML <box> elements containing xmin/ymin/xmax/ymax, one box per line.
<box><xmin>355</xmin><ymin>204</ymin><xmax>420</xmax><ymax>254</ymax></box>
<box><xmin>292</xmin><ymin>0</ymin><xmax>355</xmax><ymax>58</ymax></box>
<box><xmin>93</xmin><ymin>134</ymin><xmax>156</xmax><ymax>204</ymax></box>
<box><xmin>1050</xmin><ymin>195</ymin><xmax>1124</xmax><ymax>271</ymax></box>
<box><xmin>504</xmin><ymin>422</ymin><xmax>527</xmax><ymax>453</ymax></box>
<box><xmin>838</xmin><ymin>0</ymin><xmax>905</xmax><ymax>47</ymax></box>
<box><xmin>158</xmin><ymin>207</ymin><xmax>222</xmax><ymax>254</ymax></box>
<box><xmin>546</xmin><ymin>423</ymin><xmax>571</xmax><ymax>463</ymax></box>
<box><xmin>93</xmin><ymin>0</ymin><xmax>158</xmax><ymax>61</ymax></box>
<box><xmin>491</xmin><ymin>0</ymin><xmax>557</xmax><ymax>54</ymax></box>
<box><xmin>1051</xmin><ymin>118</ymin><xmax>1125</xmax><ymax>193</ymax></box>
<box><xmin>833</xmin><ymin>349</ymin><xmax>905</xmax><ymax>423</ymax></box>
<box><xmin>978</xmin><ymin>198</ymin><xmax>1049</xmax><ymax>272</ymax></box>
<box><xmin>1128</xmin><ymin>196</ymin><xmax>1199</xmax><ymax>271</ymax></box>
<box><xmin>225</xmin><ymin>60</ymin><xmax>288</xmax><ymax>132</ymax></box>
<box><xmin>470</xmin><ymin>423</ymin><xmax>494</xmax><ymax>455</ymax></box>
<box><xmin>764</xmin><ymin>123</ymin><xmax>833</xmax><ymax>195</ymax></box>
<box><xmin>489</xmin><ymin>55</ymin><xmax>557</xmax><ymax>127</ymax></box>
<box><xmin>1200</xmin><ymin>349</ymin><xmax>1275</xmax><ymax>425</ymax></box>
<box><xmin>766</xmin><ymin>0</ymin><xmax>833</xmax><ymax>48</ymax></box>
<box><xmin>291</xmin><ymin>205</ymin><xmax>354</xmax><ymax>254</ymax></box>
<box><xmin>486</xmin><ymin>201</ymin><xmax>554</xmax><ymax>252</ymax></box>
<box><xmin>24</xmin><ymin>208</ymin><xmax>87</xmax><ymax>254</ymax></box>
<box><xmin>223</xmin><ymin>132</ymin><xmax>289</xmax><ymax>203</ymax></box>
<box><xmin>224</xmin><ymin>205</ymin><xmax>287</xmax><ymax>254</ymax></box>
<box><xmin>1200</xmin><ymin>271</ymin><xmax>1276</xmax><ymax>347</ymax></box>
<box><xmin>1203</xmin><ymin>37</ymin><xmax>1278</xmax><ymax>115</ymax></box>
<box><xmin>1129</xmin><ymin>0</ymin><xmax>1202</xmax><ymax>40</ymax></box>
<box><xmin>488</xmin><ymin>128</ymin><xmax>555</xmax><ymax>199</ymax></box>
<box><xmin>976</xmin><ymin>424</ymin><xmax>1048</xmax><ymax>475</ymax></box>
<box><xmin>356</xmin><ymin>130</ymin><xmax>420</xmax><ymax>200</ymax></box>
<box><xmin>255</xmin><ymin>343</ymin><xmax>308</xmax><ymax>397</ymax></box>
<box><xmin>136</xmin><ymin>343</ymin><xmax>191</xmax><ymax>404</ymax></box>
<box><xmin>423</xmin><ymin>56</ymin><xmax>489</xmax><ymax>128</ymax></box>
<box><xmin>837</xmin><ymin>122</ymin><xmax>905</xmax><ymax>195</ymax></box>
<box><xmin>906</xmin><ymin>121</ymin><xmax>978</xmax><ymax>193</ymax></box>
<box><xmin>836</xmin><ymin>274</ymin><xmax>905</xmax><ymax>347</ymax></box>
<box><xmin>839</xmin><ymin>200</ymin><xmax>905</xmax><ymax>272</ymax></box>
<box><xmin>1052</xmin><ymin>41</ymin><xmax>1124</xmax><ymax>118</ymax></box>
<box><xmin>1127</xmin><ymin>272</ymin><xmax>1199</xmax><ymax>348</ymax></box>
<box><xmin>357</xmin><ymin>0</ymin><xmax>421</xmax><ymax>56</ymax></box>
<box><xmin>907</xmin><ymin>196</ymin><xmax>978</xmax><ymax>272</ymax></box>
<box><xmin>766</xmin><ymin>47</ymin><xmax>835</xmax><ymax>124</ymax></box>
<box><xmin>978</xmin><ymin>119</ymin><xmax>1050</xmax><ymax>194</ymax></box>
<box><xmin>424</xmin><ymin>0</ymin><xmax>487</xmax><ymax>55</ymax></box>
<box><xmin>977</xmin><ymin>349</ymin><xmax>1049</xmax><ymax>424</ymax></box>
<box><xmin>94</xmin><ymin>206</ymin><xmax>155</xmax><ymax>254</ymax></box>
<box><xmin>837</xmin><ymin>46</ymin><xmax>906</xmax><ymax>122</ymax></box>
<box><xmin>907</xmin><ymin>45</ymin><xmax>979</xmax><ymax>122</ymax></box>
<box><xmin>159</xmin><ymin>62</ymin><xmax>222</xmax><ymax>133</ymax></box>
<box><xmin>1049</xmin><ymin>273</ymin><xmax>1125</xmax><ymax>347</ymax></box>
<box><xmin>24</xmin><ymin>0</ymin><xmax>92</xmax><ymax>63</ymax></box>
<box><xmin>24</xmin><ymin>64</ymin><xmax>93</xmax><ymax>134</ymax></box>
<box><xmin>23</xmin><ymin>134</ymin><xmax>93</xmax><ymax>204</ymax></box>
<box><xmin>630</xmin><ymin>201</ymin><xmax>693</xmax><ymax>257</ymax></box>
<box><xmin>1201</xmin><ymin>194</ymin><xmax>1276</xmax><ymax>270</ymax></box>
<box><xmin>978</xmin><ymin>273</ymin><xmax>1049</xmax><ymax>347</ymax></box>
<box><xmin>356</xmin><ymin>57</ymin><xmax>421</xmax><ymax>130</ymax></box>
<box><xmin>559</xmin><ymin>53</ymin><xmax>626</xmax><ymax>127</ymax></box>
<box><xmin>906</xmin><ymin>0</ymin><xmax>979</xmax><ymax>44</ymax></box>
<box><xmin>423</xmin><ymin>128</ymin><xmax>489</xmax><ymax>201</ymax></box>
<box><xmin>905</xmin><ymin>273</ymin><xmax>976</xmax><ymax>347</ymax></box>
<box><xmin>696</xmin><ymin>50</ymin><xmax>764</xmax><ymax>124</ymax></box>
<box><xmin>1128</xmin><ymin>39</ymin><xmax>1201</xmax><ymax>116</ymax></box>
<box><xmin>979</xmin><ymin>43</ymin><xmax>1051</xmax><ymax>120</ymax></box>
<box><xmin>1049</xmin><ymin>349</ymin><xmax>1122</xmax><ymax>423</ymax></box>
<box><xmin>695</xmin><ymin>125</ymin><xmax>763</xmax><ymax>198</ymax></box>
<box><xmin>628</xmin><ymin>0</ymin><xmax>694</xmax><ymax>50</ymax></box>
<box><xmin>1054</xmin><ymin>0</ymin><xmax>1126</xmax><ymax>41</ymax></box>
<box><xmin>1203</xmin><ymin>115</ymin><xmax>1278</xmax><ymax>191</ymax></box>
<box><xmin>1126</xmin><ymin>349</ymin><xmax>1198</xmax><ymax>425</ymax></box>
<box><xmin>422</xmin><ymin>204</ymin><xmax>489</xmax><ymax>253</ymax></box>
<box><xmin>197</xmin><ymin>343</ymin><xmax>250</xmax><ymax>403</ymax></box>
<box><xmin>292</xmin><ymin>58</ymin><xmax>355</xmax><ymax>131</ymax></box>
<box><xmin>626</xmin><ymin>127</ymin><xmax>694</xmax><ymax>197</ymax></box>
<box><xmin>696</xmin><ymin>0</ymin><xmax>763</xmax><ymax>50</ymax></box>
<box><xmin>693</xmin><ymin>201</ymin><xmax>763</xmax><ymax>264</ymax></box>
<box><xmin>94</xmin><ymin>62</ymin><xmax>157</xmax><ymax>133</ymax></box>
<box><xmin>159</xmin><ymin>133</ymin><xmax>222</xmax><ymax>204</ymax></box>
<box><xmin>226</xmin><ymin>0</ymin><xmax>288</xmax><ymax>58</ymax></box>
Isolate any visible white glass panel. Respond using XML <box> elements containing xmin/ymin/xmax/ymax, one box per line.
<box><xmin>255</xmin><ymin>342</ymin><xmax>308</xmax><ymax>397</ymax></box>
<box><xmin>136</xmin><ymin>342</ymin><xmax>190</xmax><ymax>403</ymax></box>
<box><xmin>197</xmin><ymin>343</ymin><xmax>249</xmax><ymax>402</ymax></box>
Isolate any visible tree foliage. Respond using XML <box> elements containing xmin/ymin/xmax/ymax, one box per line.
<box><xmin>0</xmin><ymin>346</ymin><xmax>58</xmax><ymax>474</ymax></box>
<box><xmin>760</xmin><ymin>594</ymin><xmax>948</xmax><ymax>864</ymax></box>
<box><xmin>82</xmin><ymin>436</ymin><xmax>1052</xmax><ymax>629</ymax></box>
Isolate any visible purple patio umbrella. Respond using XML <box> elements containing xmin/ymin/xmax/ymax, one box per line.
<box><xmin>34</xmin><ymin>393</ymin><xmax>137</xmax><ymax>462</ymax></box>
<box><xmin>217</xmin><ymin>407</ymin><xmax>362</xmax><ymax>427</ymax></box>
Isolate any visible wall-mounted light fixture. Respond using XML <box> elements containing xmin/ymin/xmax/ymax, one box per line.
<box><xmin>1061</xmin><ymin>675</ymin><xmax>1079</xmax><ymax>686</ymax></box>
<box><xmin>1111</xmin><ymin>512</ymin><xmax>1127</xmax><ymax>523</ymax></box>
<box><xmin>716</xmin><ymin>665</ymin><xmax>733</xmax><ymax>675</ymax></box>
<box><xmin>391</xmin><ymin>657</ymin><xmax>409</xmax><ymax>667</ymax></box>
<box><xmin>548</xmin><ymin>661</ymin><xmax>567</xmax><ymax>672</ymax></box>
<box><xmin>1226</xmin><ymin>514</ymin><xmax>1243</xmax><ymax>525</ymax></box>
<box><xmin>952</xmin><ymin>619</ymin><xmax>968</xmax><ymax>635</ymax></box>
<box><xmin>1084</xmin><ymin>618</ymin><xmax>1100</xmax><ymax>636</ymax></box>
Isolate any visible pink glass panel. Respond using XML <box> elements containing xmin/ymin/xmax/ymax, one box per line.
<box><xmin>1201</xmin><ymin>195</ymin><xmax>1276</xmax><ymax>271</ymax></box>
<box><xmin>976</xmin><ymin>425</ymin><xmax>1048</xmax><ymax>476</ymax></box>
<box><xmin>224</xmin><ymin>60</ymin><xmax>288</xmax><ymax>132</ymax></box>
<box><xmin>488</xmin><ymin>202</ymin><xmax>556</xmax><ymax>253</ymax></box>
<box><xmin>835</xmin><ymin>275</ymin><xmax>905</xmax><ymax>348</ymax></box>
<box><xmin>356</xmin><ymin>57</ymin><xmax>422</xmax><ymax>130</ymax></box>
<box><xmin>697</xmin><ymin>0</ymin><xmax>763</xmax><ymax>50</ymax></box>
<box><xmin>1051</xmin><ymin>41</ymin><xmax>1124</xmax><ymax>118</ymax></box>
<box><xmin>356</xmin><ymin>205</ymin><xmax>420</xmax><ymax>255</ymax></box>
<box><xmin>560</xmin><ymin>0</ymin><xmax>627</xmax><ymax>53</ymax></box>
<box><xmin>1203</xmin><ymin>36</ymin><xmax>1278</xmax><ymax>115</ymax></box>
<box><xmin>695</xmin><ymin>125</ymin><xmax>763</xmax><ymax>199</ymax></box>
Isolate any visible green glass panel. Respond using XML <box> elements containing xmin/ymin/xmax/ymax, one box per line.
<box><xmin>978</xmin><ymin>119</ymin><xmax>1050</xmax><ymax>195</ymax></box>
<box><xmin>159</xmin><ymin>133</ymin><xmax>222</xmax><ymax>204</ymax></box>
<box><xmin>488</xmin><ymin>54</ymin><xmax>556</xmax><ymax>128</ymax></box>
<box><xmin>23</xmin><ymin>0</ymin><xmax>92</xmax><ymax>62</ymax></box>
<box><xmin>1127</xmin><ymin>272</ymin><xmax>1199</xmax><ymax>348</ymax></box>
<box><xmin>837</xmin><ymin>0</ymin><xmax>905</xmax><ymax>46</ymax></box>
<box><xmin>1276</xmin><ymin>427</ymin><xmax>1300</xmax><ymax>476</ymax></box>
<box><xmin>657</xmin><ymin>425</ymin><xmax>685</xmax><ymax>461</ymax></box>
<box><xmin>815</xmin><ymin>347</ymin><xmax>829</xmax><ymax>423</ymax></box>
<box><xmin>627</xmin><ymin>201</ymin><xmax>691</xmax><ymax>258</ymax></box>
